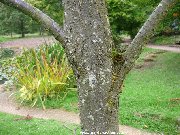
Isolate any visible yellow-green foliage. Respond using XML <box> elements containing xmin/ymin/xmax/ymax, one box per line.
<box><xmin>14</xmin><ymin>44</ymin><xmax>75</xmax><ymax>109</ymax></box>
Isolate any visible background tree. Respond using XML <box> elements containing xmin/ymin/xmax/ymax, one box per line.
<box><xmin>12</xmin><ymin>11</ymin><xmax>30</xmax><ymax>37</ymax></box>
<box><xmin>0</xmin><ymin>4</ymin><xmax>15</xmax><ymax>36</ymax></box>
<box><xmin>107</xmin><ymin>0</ymin><xmax>144</xmax><ymax>39</ymax></box>
<box><xmin>108</xmin><ymin>0</ymin><xmax>179</xmax><ymax>39</ymax></box>
<box><xmin>0</xmin><ymin>0</ymin><xmax>178</xmax><ymax>134</ymax></box>
<box><xmin>26</xmin><ymin>0</ymin><xmax>64</xmax><ymax>25</ymax></box>
<box><xmin>158</xmin><ymin>2</ymin><xmax>180</xmax><ymax>35</ymax></box>
<box><xmin>0</xmin><ymin>3</ymin><xmax>40</xmax><ymax>37</ymax></box>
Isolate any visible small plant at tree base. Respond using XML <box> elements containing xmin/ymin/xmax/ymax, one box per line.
<box><xmin>13</xmin><ymin>44</ymin><xmax>76</xmax><ymax>109</ymax></box>
<box><xmin>0</xmin><ymin>48</ymin><xmax>15</xmax><ymax>87</ymax></box>
<box><xmin>0</xmin><ymin>59</ymin><xmax>16</xmax><ymax>88</ymax></box>
<box><xmin>0</xmin><ymin>48</ymin><xmax>15</xmax><ymax>59</ymax></box>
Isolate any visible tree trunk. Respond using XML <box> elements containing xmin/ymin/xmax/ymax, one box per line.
<box><xmin>10</xmin><ymin>31</ymin><xmax>13</xmax><ymax>38</ymax></box>
<box><xmin>63</xmin><ymin>0</ymin><xmax>121</xmax><ymax>134</ymax></box>
<box><xmin>39</xmin><ymin>26</ymin><xmax>44</xmax><ymax>36</ymax></box>
<box><xmin>0</xmin><ymin>0</ymin><xmax>178</xmax><ymax>134</ymax></box>
<box><xmin>20</xmin><ymin>19</ymin><xmax>25</xmax><ymax>38</ymax></box>
<box><xmin>9</xmin><ymin>22</ymin><xmax>12</xmax><ymax>37</ymax></box>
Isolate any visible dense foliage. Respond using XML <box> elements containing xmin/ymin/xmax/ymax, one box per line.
<box><xmin>0</xmin><ymin>44</ymin><xmax>75</xmax><ymax>108</ymax></box>
<box><xmin>107</xmin><ymin>0</ymin><xmax>143</xmax><ymax>38</ymax></box>
<box><xmin>0</xmin><ymin>3</ymin><xmax>40</xmax><ymax>37</ymax></box>
<box><xmin>107</xmin><ymin>0</ymin><xmax>179</xmax><ymax>39</ymax></box>
<box><xmin>0</xmin><ymin>0</ymin><xmax>64</xmax><ymax>37</ymax></box>
<box><xmin>26</xmin><ymin>0</ymin><xmax>64</xmax><ymax>25</ymax></box>
<box><xmin>158</xmin><ymin>2</ymin><xmax>180</xmax><ymax>35</ymax></box>
<box><xmin>0</xmin><ymin>0</ymin><xmax>179</xmax><ymax>38</ymax></box>
<box><xmin>13</xmin><ymin>44</ymin><xmax>75</xmax><ymax>109</ymax></box>
<box><xmin>0</xmin><ymin>48</ymin><xmax>15</xmax><ymax>85</ymax></box>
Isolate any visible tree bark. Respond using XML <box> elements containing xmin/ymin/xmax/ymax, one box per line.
<box><xmin>63</xmin><ymin>1</ymin><xmax>120</xmax><ymax>133</ymax></box>
<box><xmin>0</xmin><ymin>0</ymin><xmax>178</xmax><ymax>134</ymax></box>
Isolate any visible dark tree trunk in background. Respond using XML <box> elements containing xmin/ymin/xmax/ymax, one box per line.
<box><xmin>20</xmin><ymin>19</ymin><xmax>25</xmax><ymax>38</ymax></box>
<box><xmin>10</xmin><ymin>30</ymin><xmax>13</xmax><ymax>38</ymax></box>
<box><xmin>0</xmin><ymin>0</ymin><xmax>178</xmax><ymax>134</ymax></box>
<box><xmin>39</xmin><ymin>26</ymin><xmax>44</xmax><ymax>36</ymax></box>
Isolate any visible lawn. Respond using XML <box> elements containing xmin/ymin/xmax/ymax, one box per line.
<box><xmin>0</xmin><ymin>33</ymin><xmax>47</xmax><ymax>43</ymax></box>
<box><xmin>41</xmin><ymin>48</ymin><xmax>179</xmax><ymax>134</ymax></box>
<box><xmin>2</xmin><ymin>47</ymin><xmax>179</xmax><ymax>134</ymax></box>
<box><xmin>0</xmin><ymin>112</ymin><xmax>80</xmax><ymax>135</ymax></box>
<box><xmin>120</xmin><ymin>49</ymin><xmax>180</xmax><ymax>135</ymax></box>
<box><xmin>151</xmin><ymin>35</ymin><xmax>180</xmax><ymax>45</ymax></box>
<box><xmin>0</xmin><ymin>36</ymin><xmax>14</xmax><ymax>43</ymax></box>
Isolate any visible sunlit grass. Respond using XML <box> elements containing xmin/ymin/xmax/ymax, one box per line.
<box><xmin>152</xmin><ymin>35</ymin><xmax>180</xmax><ymax>45</ymax></box>
<box><xmin>120</xmin><ymin>50</ymin><xmax>180</xmax><ymax>135</ymax></box>
<box><xmin>0</xmin><ymin>36</ymin><xmax>15</xmax><ymax>43</ymax></box>
<box><xmin>0</xmin><ymin>112</ymin><xmax>80</xmax><ymax>135</ymax></box>
<box><xmin>0</xmin><ymin>33</ymin><xmax>49</xmax><ymax>43</ymax></box>
<box><xmin>46</xmin><ymin>48</ymin><xmax>179</xmax><ymax>134</ymax></box>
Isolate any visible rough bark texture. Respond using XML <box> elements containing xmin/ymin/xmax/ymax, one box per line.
<box><xmin>63</xmin><ymin>1</ymin><xmax>120</xmax><ymax>133</ymax></box>
<box><xmin>0</xmin><ymin>0</ymin><xmax>178</xmax><ymax>134</ymax></box>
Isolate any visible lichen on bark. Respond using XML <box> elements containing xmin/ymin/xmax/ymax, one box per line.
<box><xmin>0</xmin><ymin>0</ymin><xmax>178</xmax><ymax>134</ymax></box>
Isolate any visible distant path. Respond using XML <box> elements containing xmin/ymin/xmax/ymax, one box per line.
<box><xmin>0</xmin><ymin>37</ymin><xmax>176</xmax><ymax>134</ymax></box>
<box><xmin>148</xmin><ymin>45</ymin><xmax>180</xmax><ymax>53</ymax></box>
<box><xmin>0</xmin><ymin>36</ymin><xmax>57</xmax><ymax>48</ymax></box>
<box><xmin>0</xmin><ymin>86</ymin><xmax>157</xmax><ymax>135</ymax></box>
<box><xmin>122</xmin><ymin>38</ymin><xmax>180</xmax><ymax>53</ymax></box>
<box><xmin>1</xmin><ymin>37</ymin><xmax>180</xmax><ymax>53</ymax></box>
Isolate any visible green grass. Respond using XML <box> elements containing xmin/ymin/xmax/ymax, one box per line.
<box><xmin>0</xmin><ymin>33</ymin><xmax>48</xmax><ymax>43</ymax></box>
<box><xmin>120</xmin><ymin>50</ymin><xmax>180</xmax><ymax>135</ymax></box>
<box><xmin>152</xmin><ymin>35</ymin><xmax>180</xmax><ymax>45</ymax></box>
<box><xmin>35</xmin><ymin>48</ymin><xmax>156</xmax><ymax>111</ymax></box>
<box><xmin>0</xmin><ymin>112</ymin><xmax>80</xmax><ymax>135</ymax></box>
<box><xmin>7</xmin><ymin>33</ymin><xmax>49</xmax><ymax>38</ymax></box>
<box><xmin>42</xmin><ymin>91</ymin><xmax>78</xmax><ymax>112</ymax></box>
<box><xmin>12</xmin><ymin>48</ymin><xmax>179</xmax><ymax>134</ymax></box>
<box><xmin>43</xmin><ymin>48</ymin><xmax>179</xmax><ymax>134</ymax></box>
<box><xmin>20</xmin><ymin>90</ymin><xmax>79</xmax><ymax>112</ymax></box>
<box><xmin>0</xmin><ymin>36</ymin><xmax>15</xmax><ymax>43</ymax></box>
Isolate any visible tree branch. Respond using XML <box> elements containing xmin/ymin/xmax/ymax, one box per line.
<box><xmin>122</xmin><ymin>0</ymin><xmax>178</xmax><ymax>72</ymax></box>
<box><xmin>0</xmin><ymin>0</ymin><xmax>65</xmax><ymax>44</ymax></box>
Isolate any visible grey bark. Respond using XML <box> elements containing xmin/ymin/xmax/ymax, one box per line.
<box><xmin>0</xmin><ymin>0</ymin><xmax>178</xmax><ymax>134</ymax></box>
<box><xmin>63</xmin><ymin>1</ymin><xmax>118</xmax><ymax>133</ymax></box>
